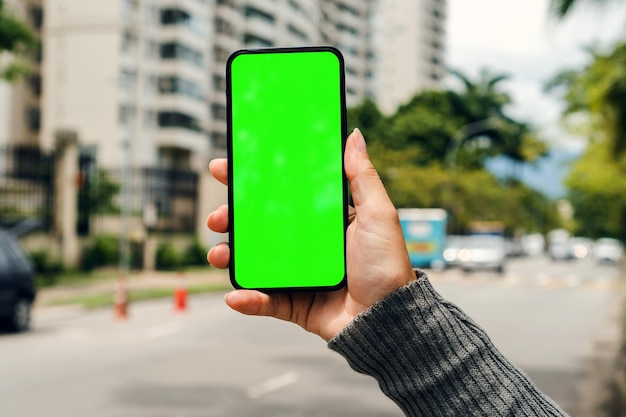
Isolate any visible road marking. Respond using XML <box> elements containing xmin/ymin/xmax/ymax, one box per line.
<box><xmin>564</xmin><ymin>275</ymin><xmax>581</xmax><ymax>288</ymax></box>
<box><xmin>145</xmin><ymin>322</ymin><xmax>181</xmax><ymax>339</ymax></box>
<box><xmin>247</xmin><ymin>371</ymin><xmax>299</xmax><ymax>399</ymax></box>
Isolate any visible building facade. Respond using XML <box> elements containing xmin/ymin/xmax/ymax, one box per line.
<box><xmin>39</xmin><ymin>0</ymin><xmax>211</xmax><ymax>170</ymax></box>
<box><xmin>376</xmin><ymin>0</ymin><xmax>446</xmax><ymax>114</ymax></box>
<box><xmin>2</xmin><ymin>0</ymin><xmax>445</xmax><ymax>167</ymax></box>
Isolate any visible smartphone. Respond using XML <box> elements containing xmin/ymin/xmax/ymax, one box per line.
<box><xmin>226</xmin><ymin>46</ymin><xmax>348</xmax><ymax>291</ymax></box>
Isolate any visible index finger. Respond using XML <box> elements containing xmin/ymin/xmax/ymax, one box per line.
<box><xmin>209</xmin><ymin>158</ymin><xmax>228</xmax><ymax>185</ymax></box>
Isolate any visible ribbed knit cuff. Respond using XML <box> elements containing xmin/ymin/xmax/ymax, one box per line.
<box><xmin>328</xmin><ymin>276</ymin><xmax>567</xmax><ymax>417</ymax></box>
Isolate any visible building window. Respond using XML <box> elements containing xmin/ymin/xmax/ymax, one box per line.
<box><xmin>160</xmin><ymin>42</ymin><xmax>204</xmax><ymax>67</ymax></box>
<box><xmin>157</xmin><ymin>111</ymin><xmax>203</xmax><ymax>132</ymax></box>
<box><xmin>213</xmin><ymin>74</ymin><xmax>226</xmax><ymax>91</ymax></box>
<box><xmin>287</xmin><ymin>24</ymin><xmax>308</xmax><ymax>42</ymax></box>
<box><xmin>288</xmin><ymin>0</ymin><xmax>307</xmax><ymax>17</ymax></box>
<box><xmin>158</xmin><ymin>76</ymin><xmax>205</xmax><ymax>101</ymax></box>
<box><xmin>243</xmin><ymin>33</ymin><xmax>273</xmax><ymax>48</ymax></box>
<box><xmin>244</xmin><ymin>6</ymin><xmax>275</xmax><ymax>24</ymax></box>
<box><xmin>160</xmin><ymin>8</ymin><xmax>206</xmax><ymax>35</ymax></box>
<box><xmin>215</xmin><ymin>17</ymin><xmax>235</xmax><ymax>36</ymax></box>
<box><xmin>121</xmin><ymin>28</ymin><xmax>137</xmax><ymax>53</ymax></box>
<box><xmin>211</xmin><ymin>132</ymin><xmax>227</xmax><ymax>148</ymax></box>
<box><xmin>337</xmin><ymin>2</ymin><xmax>359</xmax><ymax>17</ymax></box>
<box><xmin>211</xmin><ymin>103</ymin><xmax>227</xmax><ymax>121</ymax></box>
<box><xmin>336</xmin><ymin>23</ymin><xmax>358</xmax><ymax>35</ymax></box>
<box><xmin>28</xmin><ymin>5</ymin><xmax>43</xmax><ymax>30</ymax></box>
<box><xmin>213</xmin><ymin>45</ymin><xmax>230</xmax><ymax>62</ymax></box>
<box><xmin>26</xmin><ymin>107</ymin><xmax>40</xmax><ymax>132</ymax></box>
<box><xmin>29</xmin><ymin>75</ymin><xmax>41</xmax><ymax>97</ymax></box>
<box><xmin>119</xmin><ymin>104</ymin><xmax>135</xmax><ymax>125</ymax></box>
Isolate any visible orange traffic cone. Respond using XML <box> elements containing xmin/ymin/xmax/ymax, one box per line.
<box><xmin>114</xmin><ymin>276</ymin><xmax>129</xmax><ymax>320</ymax></box>
<box><xmin>174</xmin><ymin>272</ymin><xmax>188</xmax><ymax>313</ymax></box>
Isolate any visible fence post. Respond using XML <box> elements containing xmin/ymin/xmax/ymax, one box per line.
<box><xmin>54</xmin><ymin>130</ymin><xmax>80</xmax><ymax>268</ymax></box>
<box><xmin>196</xmin><ymin>162</ymin><xmax>228</xmax><ymax>249</ymax></box>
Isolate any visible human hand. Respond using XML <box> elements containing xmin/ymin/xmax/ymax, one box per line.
<box><xmin>206</xmin><ymin>128</ymin><xmax>415</xmax><ymax>341</ymax></box>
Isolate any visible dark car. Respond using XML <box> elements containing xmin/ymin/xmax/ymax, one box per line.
<box><xmin>0</xmin><ymin>231</ymin><xmax>36</xmax><ymax>332</ymax></box>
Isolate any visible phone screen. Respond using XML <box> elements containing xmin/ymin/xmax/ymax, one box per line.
<box><xmin>226</xmin><ymin>46</ymin><xmax>348</xmax><ymax>291</ymax></box>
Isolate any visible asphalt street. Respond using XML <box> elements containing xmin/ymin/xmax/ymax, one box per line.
<box><xmin>0</xmin><ymin>255</ymin><xmax>623</xmax><ymax>417</ymax></box>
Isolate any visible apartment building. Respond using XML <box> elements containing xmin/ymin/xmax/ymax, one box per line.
<box><xmin>376</xmin><ymin>0</ymin><xmax>446</xmax><ymax>114</ymax></box>
<box><xmin>209</xmin><ymin>0</ymin><xmax>377</xmax><ymax>150</ymax></box>
<box><xmin>34</xmin><ymin>0</ymin><xmax>211</xmax><ymax>170</ymax></box>
<box><xmin>2</xmin><ymin>0</ymin><xmax>444</xmax><ymax>167</ymax></box>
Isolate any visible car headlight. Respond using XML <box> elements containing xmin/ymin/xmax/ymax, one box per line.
<box><xmin>458</xmin><ymin>249</ymin><xmax>471</xmax><ymax>262</ymax></box>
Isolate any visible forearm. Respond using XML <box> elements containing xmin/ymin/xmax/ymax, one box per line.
<box><xmin>328</xmin><ymin>273</ymin><xmax>568</xmax><ymax>417</ymax></box>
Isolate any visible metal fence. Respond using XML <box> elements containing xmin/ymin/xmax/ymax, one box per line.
<box><xmin>0</xmin><ymin>144</ymin><xmax>199</xmax><ymax>236</ymax></box>
<box><xmin>82</xmin><ymin>164</ymin><xmax>199</xmax><ymax>236</ymax></box>
<box><xmin>0</xmin><ymin>145</ymin><xmax>55</xmax><ymax>230</ymax></box>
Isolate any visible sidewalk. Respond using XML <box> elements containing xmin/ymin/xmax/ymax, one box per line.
<box><xmin>34</xmin><ymin>268</ymin><xmax>231</xmax><ymax>310</ymax></box>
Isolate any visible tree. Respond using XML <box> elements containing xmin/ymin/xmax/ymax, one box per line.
<box><xmin>565</xmin><ymin>142</ymin><xmax>626</xmax><ymax>239</ymax></box>
<box><xmin>0</xmin><ymin>0</ymin><xmax>36</xmax><ymax>82</ymax></box>
<box><xmin>547</xmin><ymin>40</ymin><xmax>626</xmax><ymax>157</ymax></box>
<box><xmin>549</xmin><ymin>0</ymin><xmax>616</xmax><ymax>18</ymax></box>
<box><xmin>448</xmin><ymin>68</ymin><xmax>548</xmax><ymax>169</ymax></box>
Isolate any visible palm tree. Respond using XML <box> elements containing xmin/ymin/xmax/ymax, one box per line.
<box><xmin>549</xmin><ymin>0</ymin><xmax>615</xmax><ymax>18</ymax></box>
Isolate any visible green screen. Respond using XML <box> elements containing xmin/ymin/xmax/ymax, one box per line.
<box><xmin>227</xmin><ymin>47</ymin><xmax>347</xmax><ymax>290</ymax></box>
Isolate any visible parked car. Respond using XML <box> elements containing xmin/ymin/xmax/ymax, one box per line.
<box><xmin>457</xmin><ymin>235</ymin><xmax>507</xmax><ymax>274</ymax></box>
<box><xmin>548</xmin><ymin>228</ymin><xmax>571</xmax><ymax>261</ymax></box>
<box><xmin>568</xmin><ymin>237</ymin><xmax>593</xmax><ymax>260</ymax></box>
<box><xmin>443</xmin><ymin>235</ymin><xmax>467</xmax><ymax>267</ymax></box>
<box><xmin>0</xmin><ymin>231</ymin><xmax>36</xmax><ymax>332</ymax></box>
<box><xmin>520</xmin><ymin>233</ymin><xmax>545</xmax><ymax>257</ymax></box>
<box><xmin>592</xmin><ymin>238</ymin><xmax>624</xmax><ymax>265</ymax></box>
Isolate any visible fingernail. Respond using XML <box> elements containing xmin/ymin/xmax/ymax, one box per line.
<box><xmin>353</xmin><ymin>128</ymin><xmax>367</xmax><ymax>153</ymax></box>
<box><xmin>224</xmin><ymin>292</ymin><xmax>230</xmax><ymax>303</ymax></box>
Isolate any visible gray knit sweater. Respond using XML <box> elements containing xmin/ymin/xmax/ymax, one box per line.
<box><xmin>328</xmin><ymin>273</ymin><xmax>569</xmax><ymax>416</ymax></box>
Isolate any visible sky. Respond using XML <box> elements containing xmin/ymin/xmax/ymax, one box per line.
<box><xmin>446</xmin><ymin>0</ymin><xmax>626</xmax><ymax>152</ymax></box>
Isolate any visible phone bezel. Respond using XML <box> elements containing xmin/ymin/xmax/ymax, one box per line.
<box><xmin>225</xmin><ymin>45</ymin><xmax>349</xmax><ymax>292</ymax></box>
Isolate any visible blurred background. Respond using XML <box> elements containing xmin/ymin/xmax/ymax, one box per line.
<box><xmin>1</xmin><ymin>1</ymin><xmax>625</xmax><ymax>416</ymax></box>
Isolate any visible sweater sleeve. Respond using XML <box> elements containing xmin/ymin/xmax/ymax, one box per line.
<box><xmin>328</xmin><ymin>273</ymin><xmax>569</xmax><ymax>417</ymax></box>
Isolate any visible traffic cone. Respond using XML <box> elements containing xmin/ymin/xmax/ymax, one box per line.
<box><xmin>173</xmin><ymin>271</ymin><xmax>188</xmax><ymax>313</ymax></box>
<box><xmin>114</xmin><ymin>276</ymin><xmax>129</xmax><ymax>320</ymax></box>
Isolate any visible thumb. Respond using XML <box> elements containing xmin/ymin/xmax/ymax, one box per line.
<box><xmin>345</xmin><ymin>128</ymin><xmax>394</xmax><ymax>211</ymax></box>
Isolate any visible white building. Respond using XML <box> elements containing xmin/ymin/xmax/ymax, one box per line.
<box><xmin>38</xmin><ymin>0</ymin><xmax>211</xmax><ymax>170</ymax></box>
<box><xmin>3</xmin><ymin>0</ymin><xmax>445</xmax><ymax>166</ymax></box>
<box><xmin>376</xmin><ymin>0</ymin><xmax>446</xmax><ymax>114</ymax></box>
<box><xmin>208</xmin><ymin>0</ymin><xmax>378</xmax><ymax>151</ymax></box>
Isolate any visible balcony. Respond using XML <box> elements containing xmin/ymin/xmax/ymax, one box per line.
<box><xmin>155</xmin><ymin>127</ymin><xmax>208</xmax><ymax>154</ymax></box>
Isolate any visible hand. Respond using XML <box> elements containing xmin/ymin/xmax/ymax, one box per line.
<box><xmin>206</xmin><ymin>128</ymin><xmax>415</xmax><ymax>341</ymax></box>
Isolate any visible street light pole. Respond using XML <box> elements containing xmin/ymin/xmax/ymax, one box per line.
<box><xmin>445</xmin><ymin>116</ymin><xmax>501</xmax><ymax>172</ymax></box>
<box><xmin>444</xmin><ymin>117</ymin><xmax>502</xmax><ymax>235</ymax></box>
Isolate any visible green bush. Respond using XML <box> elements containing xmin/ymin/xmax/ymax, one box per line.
<box><xmin>155</xmin><ymin>241</ymin><xmax>181</xmax><ymax>270</ymax></box>
<box><xmin>81</xmin><ymin>235</ymin><xmax>119</xmax><ymax>271</ymax></box>
<box><xmin>183</xmin><ymin>238</ymin><xmax>208</xmax><ymax>267</ymax></box>
<box><xmin>29</xmin><ymin>249</ymin><xmax>64</xmax><ymax>287</ymax></box>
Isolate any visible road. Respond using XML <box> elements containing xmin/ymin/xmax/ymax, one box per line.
<box><xmin>0</xmin><ymin>256</ymin><xmax>622</xmax><ymax>417</ymax></box>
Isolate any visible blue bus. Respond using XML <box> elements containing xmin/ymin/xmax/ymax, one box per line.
<box><xmin>398</xmin><ymin>208</ymin><xmax>447</xmax><ymax>269</ymax></box>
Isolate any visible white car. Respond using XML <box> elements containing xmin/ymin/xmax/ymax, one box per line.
<box><xmin>458</xmin><ymin>235</ymin><xmax>507</xmax><ymax>274</ymax></box>
<box><xmin>443</xmin><ymin>235</ymin><xmax>467</xmax><ymax>267</ymax></box>
<box><xmin>592</xmin><ymin>238</ymin><xmax>624</xmax><ymax>264</ymax></box>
